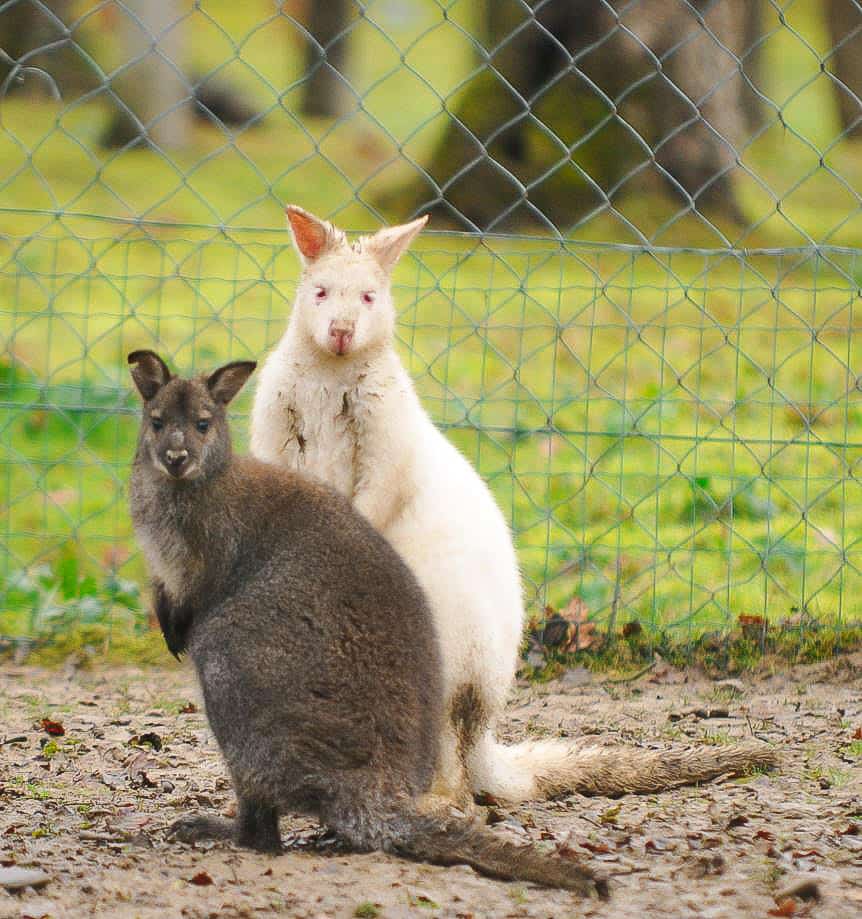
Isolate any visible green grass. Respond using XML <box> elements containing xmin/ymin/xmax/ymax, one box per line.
<box><xmin>1</xmin><ymin>0</ymin><xmax>862</xmax><ymax>656</ymax></box>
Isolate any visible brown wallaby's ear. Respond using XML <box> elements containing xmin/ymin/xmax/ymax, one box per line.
<box><xmin>363</xmin><ymin>215</ymin><xmax>428</xmax><ymax>274</ymax></box>
<box><xmin>128</xmin><ymin>350</ymin><xmax>172</xmax><ymax>401</ymax></box>
<box><xmin>285</xmin><ymin>205</ymin><xmax>344</xmax><ymax>263</ymax></box>
<box><xmin>206</xmin><ymin>360</ymin><xmax>257</xmax><ymax>405</ymax></box>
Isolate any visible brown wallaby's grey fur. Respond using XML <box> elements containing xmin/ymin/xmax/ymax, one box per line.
<box><xmin>127</xmin><ymin>350</ymin><xmax>607</xmax><ymax>897</ymax></box>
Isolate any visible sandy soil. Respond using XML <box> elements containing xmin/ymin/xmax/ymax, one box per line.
<box><xmin>1</xmin><ymin>655</ymin><xmax>861</xmax><ymax>919</ymax></box>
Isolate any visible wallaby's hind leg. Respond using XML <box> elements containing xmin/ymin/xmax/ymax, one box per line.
<box><xmin>168</xmin><ymin>799</ymin><xmax>282</xmax><ymax>853</ymax></box>
<box><xmin>236</xmin><ymin>798</ymin><xmax>283</xmax><ymax>853</ymax></box>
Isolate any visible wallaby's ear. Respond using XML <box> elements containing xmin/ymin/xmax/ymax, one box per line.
<box><xmin>128</xmin><ymin>350</ymin><xmax>172</xmax><ymax>401</ymax></box>
<box><xmin>363</xmin><ymin>215</ymin><xmax>428</xmax><ymax>274</ymax></box>
<box><xmin>285</xmin><ymin>205</ymin><xmax>344</xmax><ymax>264</ymax></box>
<box><xmin>206</xmin><ymin>360</ymin><xmax>257</xmax><ymax>405</ymax></box>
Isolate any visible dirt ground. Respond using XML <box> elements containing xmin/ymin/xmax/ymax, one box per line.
<box><xmin>1</xmin><ymin>655</ymin><xmax>861</xmax><ymax>919</ymax></box>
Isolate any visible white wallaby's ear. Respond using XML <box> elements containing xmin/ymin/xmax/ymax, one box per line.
<box><xmin>285</xmin><ymin>205</ymin><xmax>344</xmax><ymax>264</ymax></box>
<box><xmin>363</xmin><ymin>215</ymin><xmax>428</xmax><ymax>274</ymax></box>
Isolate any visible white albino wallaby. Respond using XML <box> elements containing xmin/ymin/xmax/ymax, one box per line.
<box><xmin>250</xmin><ymin>206</ymin><xmax>776</xmax><ymax>805</ymax></box>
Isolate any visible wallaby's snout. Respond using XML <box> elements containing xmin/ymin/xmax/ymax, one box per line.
<box><xmin>163</xmin><ymin>441</ymin><xmax>190</xmax><ymax>478</ymax></box>
<box><xmin>328</xmin><ymin>318</ymin><xmax>355</xmax><ymax>356</ymax></box>
<box><xmin>150</xmin><ymin>411</ymin><xmax>201</xmax><ymax>482</ymax></box>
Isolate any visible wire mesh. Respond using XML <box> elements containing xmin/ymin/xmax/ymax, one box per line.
<box><xmin>1</xmin><ymin>1</ymin><xmax>861</xmax><ymax>648</ymax></box>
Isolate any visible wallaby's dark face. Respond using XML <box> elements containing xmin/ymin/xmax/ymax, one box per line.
<box><xmin>128</xmin><ymin>351</ymin><xmax>256</xmax><ymax>482</ymax></box>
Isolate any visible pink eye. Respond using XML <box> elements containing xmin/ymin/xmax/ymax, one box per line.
<box><xmin>361</xmin><ymin>291</ymin><xmax>375</xmax><ymax>305</ymax></box>
<box><xmin>315</xmin><ymin>287</ymin><xmax>327</xmax><ymax>300</ymax></box>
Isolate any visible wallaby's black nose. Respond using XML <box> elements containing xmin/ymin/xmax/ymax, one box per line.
<box><xmin>165</xmin><ymin>449</ymin><xmax>189</xmax><ymax>467</ymax></box>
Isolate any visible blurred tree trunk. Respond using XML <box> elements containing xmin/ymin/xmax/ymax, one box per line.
<box><xmin>740</xmin><ymin>0</ymin><xmax>765</xmax><ymax>131</ymax></box>
<box><xmin>101</xmin><ymin>0</ymin><xmax>191</xmax><ymax>150</ymax></box>
<box><xmin>0</xmin><ymin>0</ymin><xmax>93</xmax><ymax>97</ymax></box>
<box><xmin>825</xmin><ymin>0</ymin><xmax>862</xmax><ymax>137</ymax></box>
<box><xmin>301</xmin><ymin>0</ymin><xmax>352</xmax><ymax>118</ymax></box>
<box><xmin>382</xmin><ymin>0</ymin><xmax>750</xmax><ymax>234</ymax></box>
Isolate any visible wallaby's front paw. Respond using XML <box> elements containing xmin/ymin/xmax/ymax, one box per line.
<box><xmin>168</xmin><ymin>814</ymin><xmax>233</xmax><ymax>845</ymax></box>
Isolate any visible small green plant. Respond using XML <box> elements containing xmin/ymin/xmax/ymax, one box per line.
<box><xmin>1</xmin><ymin>559</ymin><xmax>143</xmax><ymax>647</ymax></box>
<box><xmin>354</xmin><ymin>904</ymin><xmax>380</xmax><ymax>919</ymax></box>
<box><xmin>699</xmin><ymin>729</ymin><xmax>734</xmax><ymax>746</ymax></box>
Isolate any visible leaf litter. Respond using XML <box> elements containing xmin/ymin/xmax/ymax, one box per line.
<box><xmin>0</xmin><ymin>655</ymin><xmax>860</xmax><ymax>917</ymax></box>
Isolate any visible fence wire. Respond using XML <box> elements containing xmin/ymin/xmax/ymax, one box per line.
<box><xmin>1</xmin><ymin>1</ymin><xmax>861</xmax><ymax>649</ymax></box>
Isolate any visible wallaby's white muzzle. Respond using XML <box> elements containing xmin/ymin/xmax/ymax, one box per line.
<box><xmin>328</xmin><ymin>319</ymin><xmax>356</xmax><ymax>356</ymax></box>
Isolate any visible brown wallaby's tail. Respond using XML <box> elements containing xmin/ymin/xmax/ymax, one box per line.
<box><xmin>388</xmin><ymin>811</ymin><xmax>608</xmax><ymax>897</ymax></box>
<box><xmin>468</xmin><ymin>732</ymin><xmax>778</xmax><ymax>803</ymax></box>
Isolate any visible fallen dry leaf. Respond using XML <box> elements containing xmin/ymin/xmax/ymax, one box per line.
<box><xmin>579</xmin><ymin>840</ymin><xmax>613</xmax><ymax>854</ymax></box>
<box><xmin>560</xmin><ymin>596</ymin><xmax>596</xmax><ymax>651</ymax></box>
<box><xmin>644</xmin><ymin>838</ymin><xmax>675</xmax><ymax>853</ymax></box>
<box><xmin>20</xmin><ymin>900</ymin><xmax>54</xmax><ymax>919</ymax></box>
<box><xmin>126</xmin><ymin>751</ymin><xmax>156</xmax><ymax>788</ymax></box>
<box><xmin>39</xmin><ymin>718</ymin><xmax>64</xmax><ymax>737</ymax></box>
<box><xmin>129</xmin><ymin>732</ymin><xmax>162</xmax><ymax>751</ymax></box>
<box><xmin>189</xmin><ymin>870</ymin><xmax>213</xmax><ymax>886</ymax></box>
<box><xmin>768</xmin><ymin>898</ymin><xmax>797</xmax><ymax>917</ymax></box>
<box><xmin>776</xmin><ymin>880</ymin><xmax>820</xmax><ymax>903</ymax></box>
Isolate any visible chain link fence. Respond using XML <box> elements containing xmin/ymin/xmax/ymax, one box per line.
<box><xmin>1</xmin><ymin>1</ymin><xmax>861</xmax><ymax>652</ymax></box>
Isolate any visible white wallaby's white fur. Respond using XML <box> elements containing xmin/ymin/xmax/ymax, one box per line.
<box><xmin>250</xmin><ymin>207</ymin><xmax>777</xmax><ymax>805</ymax></box>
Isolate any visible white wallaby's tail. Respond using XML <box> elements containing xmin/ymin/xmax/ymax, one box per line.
<box><xmin>468</xmin><ymin>731</ymin><xmax>777</xmax><ymax>804</ymax></box>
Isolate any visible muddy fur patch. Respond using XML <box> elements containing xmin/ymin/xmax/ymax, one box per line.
<box><xmin>449</xmin><ymin>683</ymin><xmax>487</xmax><ymax>766</ymax></box>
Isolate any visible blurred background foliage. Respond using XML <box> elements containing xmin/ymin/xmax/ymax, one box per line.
<box><xmin>1</xmin><ymin>1</ymin><xmax>861</xmax><ymax>660</ymax></box>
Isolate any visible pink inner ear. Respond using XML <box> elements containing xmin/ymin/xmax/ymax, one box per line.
<box><xmin>287</xmin><ymin>210</ymin><xmax>328</xmax><ymax>260</ymax></box>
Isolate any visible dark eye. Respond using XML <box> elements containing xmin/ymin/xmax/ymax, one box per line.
<box><xmin>196</xmin><ymin>419</ymin><xmax>210</xmax><ymax>434</ymax></box>
<box><xmin>315</xmin><ymin>287</ymin><xmax>327</xmax><ymax>301</ymax></box>
<box><xmin>151</xmin><ymin>418</ymin><xmax>163</xmax><ymax>431</ymax></box>
<box><xmin>362</xmin><ymin>291</ymin><xmax>375</xmax><ymax>305</ymax></box>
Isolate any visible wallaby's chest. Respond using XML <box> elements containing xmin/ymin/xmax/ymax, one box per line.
<box><xmin>130</xmin><ymin>491</ymin><xmax>202</xmax><ymax>602</ymax></box>
<box><xmin>275</xmin><ymin>377</ymin><xmax>370</xmax><ymax>497</ymax></box>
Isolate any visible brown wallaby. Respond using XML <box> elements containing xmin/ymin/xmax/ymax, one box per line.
<box><xmin>127</xmin><ymin>350</ymin><xmax>607</xmax><ymax>897</ymax></box>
